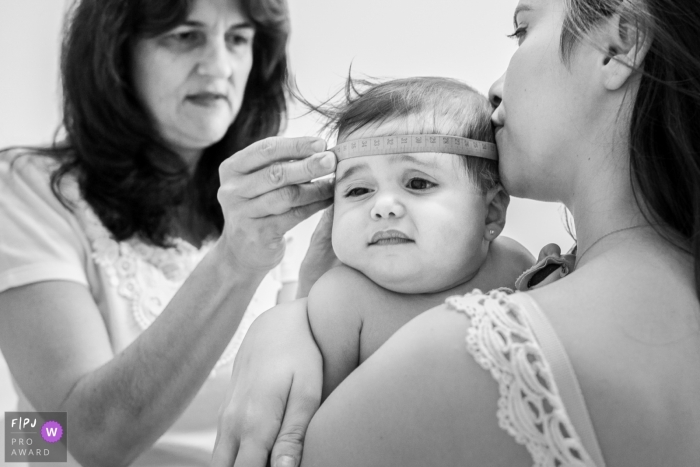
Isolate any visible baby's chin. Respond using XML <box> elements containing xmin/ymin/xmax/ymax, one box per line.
<box><xmin>359</xmin><ymin>267</ymin><xmax>457</xmax><ymax>295</ymax></box>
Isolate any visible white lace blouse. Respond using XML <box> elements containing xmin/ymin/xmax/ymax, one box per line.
<box><xmin>447</xmin><ymin>290</ymin><xmax>607</xmax><ymax>467</ymax></box>
<box><xmin>0</xmin><ymin>153</ymin><xmax>299</xmax><ymax>466</ymax></box>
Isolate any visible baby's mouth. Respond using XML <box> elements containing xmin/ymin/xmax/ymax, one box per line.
<box><xmin>369</xmin><ymin>230</ymin><xmax>414</xmax><ymax>246</ymax></box>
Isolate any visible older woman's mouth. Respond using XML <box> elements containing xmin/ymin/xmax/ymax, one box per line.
<box><xmin>369</xmin><ymin>230</ymin><xmax>414</xmax><ymax>246</ymax></box>
<box><xmin>186</xmin><ymin>92</ymin><xmax>229</xmax><ymax>107</ymax></box>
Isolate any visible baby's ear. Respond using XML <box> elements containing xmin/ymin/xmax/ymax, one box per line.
<box><xmin>484</xmin><ymin>184</ymin><xmax>509</xmax><ymax>242</ymax></box>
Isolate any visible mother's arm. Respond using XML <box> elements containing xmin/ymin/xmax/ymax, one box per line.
<box><xmin>211</xmin><ymin>298</ymin><xmax>323</xmax><ymax>467</ymax></box>
<box><xmin>300</xmin><ymin>304</ymin><xmax>532</xmax><ymax>467</ymax></box>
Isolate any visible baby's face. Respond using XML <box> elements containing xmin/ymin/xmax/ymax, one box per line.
<box><xmin>332</xmin><ymin>126</ymin><xmax>490</xmax><ymax>294</ymax></box>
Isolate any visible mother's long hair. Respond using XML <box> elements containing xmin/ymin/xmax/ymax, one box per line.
<box><xmin>45</xmin><ymin>0</ymin><xmax>289</xmax><ymax>247</ymax></box>
<box><xmin>562</xmin><ymin>0</ymin><xmax>700</xmax><ymax>296</ymax></box>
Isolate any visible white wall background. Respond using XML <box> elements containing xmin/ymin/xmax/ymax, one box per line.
<box><xmin>0</xmin><ymin>0</ymin><xmax>575</xmax><ymax>460</ymax></box>
<box><xmin>1</xmin><ymin>3</ymin><xmax>68</xmax><ymax>463</ymax></box>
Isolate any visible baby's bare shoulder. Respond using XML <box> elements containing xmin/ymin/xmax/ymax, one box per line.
<box><xmin>493</xmin><ymin>236</ymin><xmax>535</xmax><ymax>269</ymax></box>
<box><xmin>487</xmin><ymin>236</ymin><xmax>535</xmax><ymax>289</ymax></box>
<box><xmin>308</xmin><ymin>265</ymin><xmax>388</xmax><ymax>319</ymax></box>
<box><xmin>308</xmin><ymin>265</ymin><xmax>416</xmax><ymax>326</ymax></box>
<box><xmin>309</xmin><ymin>265</ymin><xmax>378</xmax><ymax>301</ymax></box>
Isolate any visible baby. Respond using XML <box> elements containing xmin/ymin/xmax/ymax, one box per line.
<box><xmin>307</xmin><ymin>77</ymin><xmax>534</xmax><ymax>400</ymax></box>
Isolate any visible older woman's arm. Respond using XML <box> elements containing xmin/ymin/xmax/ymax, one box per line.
<box><xmin>0</xmin><ymin>137</ymin><xmax>334</xmax><ymax>467</ymax></box>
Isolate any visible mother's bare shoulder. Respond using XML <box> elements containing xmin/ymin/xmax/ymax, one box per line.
<box><xmin>527</xmin><ymin>241</ymin><xmax>700</xmax><ymax>466</ymax></box>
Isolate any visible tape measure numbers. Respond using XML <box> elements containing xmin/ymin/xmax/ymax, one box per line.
<box><xmin>330</xmin><ymin>134</ymin><xmax>498</xmax><ymax>161</ymax></box>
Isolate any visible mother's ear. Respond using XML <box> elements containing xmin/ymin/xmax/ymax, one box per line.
<box><xmin>484</xmin><ymin>185</ymin><xmax>509</xmax><ymax>242</ymax></box>
<box><xmin>599</xmin><ymin>10</ymin><xmax>652</xmax><ymax>91</ymax></box>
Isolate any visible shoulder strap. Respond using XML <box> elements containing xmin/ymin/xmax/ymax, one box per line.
<box><xmin>514</xmin><ymin>293</ymin><xmax>607</xmax><ymax>467</ymax></box>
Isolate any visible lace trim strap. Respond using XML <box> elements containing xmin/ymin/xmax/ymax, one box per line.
<box><xmin>446</xmin><ymin>290</ymin><xmax>600</xmax><ymax>467</ymax></box>
<box><xmin>514</xmin><ymin>293</ymin><xmax>607</xmax><ymax>467</ymax></box>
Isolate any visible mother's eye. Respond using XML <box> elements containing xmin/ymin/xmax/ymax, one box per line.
<box><xmin>406</xmin><ymin>178</ymin><xmax>436</xmax><ymax>190</ymax></box>
<box><xmin>507</xmin><ymin>26</ymin><xmax>527</xmax><ymax>45</ymax></box>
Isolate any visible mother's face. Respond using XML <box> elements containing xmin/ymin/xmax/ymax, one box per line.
<box><xmin>489</xmin><ymin>0</ymin><xmax>603</xmax><ymax>202</ymax></box>
<box><xmin>131</xmin><ymin>0</ymin><xmax>255</xmax><ymax>159</ymax></box>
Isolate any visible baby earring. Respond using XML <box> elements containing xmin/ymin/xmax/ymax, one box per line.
<box><xmin>489</xmin><ymin>229</ymin><xmax>495</xmax><ymax>235</ymax></box>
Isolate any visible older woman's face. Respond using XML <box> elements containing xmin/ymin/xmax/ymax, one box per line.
<box><xmin>489</xmin><ymin>0</ymin><xmax>604</xmax><ymax>202</ymax></box>
<box><xmin>132</xmin><ymin>0</ymin><xmax>254</xmax><ymax>160</ymax></box>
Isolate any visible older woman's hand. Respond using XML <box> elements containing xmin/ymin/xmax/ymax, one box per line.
<box><xmin>211</xmin><ymin>299</ymin><xmax>322</xmax><ymax>467</ymax></box>
<box><xmin>218</xmin><ymin>136</ymin><xmax>336</xmax><ymax>272</ymax></box>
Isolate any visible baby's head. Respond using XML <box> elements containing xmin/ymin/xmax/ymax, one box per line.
<box><xmin>327</xmin><ymin>77</ymin><xmax>508</xmax><ymax>294</ymax></box>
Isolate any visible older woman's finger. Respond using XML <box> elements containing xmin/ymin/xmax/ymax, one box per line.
<box><xmin>233</xmin><ymin>152</ymin><xmax>336</xmax><ymax>200</ymax></box>
<box><xmin>210</xmin><ymin>429</ymin><xmax>239</xmax><ymax>467</ymax></box>
<box><xmin>223</xmin><ymin>136</ymin><xmax>327</xmax><ymax>175</ymax></box>
<box><xmin>245</xmin><ymin>179</ymin><xmax>334</xmax><ymax>219</ymax></box>
<box><xmin>232</xmin><ymin>441</ymin><xmax>271</xmax><ymax>467</ymax></box>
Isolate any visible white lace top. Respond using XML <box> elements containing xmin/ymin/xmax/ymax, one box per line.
<box><xmin>446</xmin><ymin>290</ymin><xmax>607</xmax><ymax>467</ymax></box>
<box><xmin>0</xmin><ymin>153</ymin><xmax>300</xmax><ymax>466</ymax></box>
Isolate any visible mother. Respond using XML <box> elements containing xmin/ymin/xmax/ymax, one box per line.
<box><xmin>0</xmin><ymin>0</ymin><xmax>336</xmax><ymax>465</ymax></box>
<box><xmin>212</xmin><ymin>0</ymin><xmax>700</xmax><ymax>465</ymax></box>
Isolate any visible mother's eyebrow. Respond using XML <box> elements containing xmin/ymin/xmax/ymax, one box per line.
<box><xmin>513</xmin><ymin>3</ymin><xmax>534</xmax><ymax>27</ymax></box>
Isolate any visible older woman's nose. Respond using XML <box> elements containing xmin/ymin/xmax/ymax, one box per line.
<box><xmin>196</xmin><ymin>37</ymin><xmax>233</xmax><ymax>79</ymax></box>
<box><xmin>488</xmin><ymin>72</ymin><xmax>505</xmax><ymax>108</ymax></box>
<box><xmin>370</xmin><ymin>194</ymin><xmax>406</xmax><ymax>220</ymax></box>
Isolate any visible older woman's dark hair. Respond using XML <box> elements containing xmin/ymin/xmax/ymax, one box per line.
<box><xmin>46</xmin><ymin>0</ymin><xmax>289</xmax><ymax>247</ymax></box>
<box><xmin>561</xmin><ymin>0</ymin><xmax>700</xmax><ymax>296</ymax></box>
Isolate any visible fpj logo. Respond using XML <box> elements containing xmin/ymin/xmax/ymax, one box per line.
<box><xmin>5</xmin><ymin>412</ymin><xmax>67</xmax><ymax>463</ymax></box>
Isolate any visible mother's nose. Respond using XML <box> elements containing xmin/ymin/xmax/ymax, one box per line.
<box><xmin>370</xmin><ymin>194</ymin><xmax>406</xmax><ymax>219</ymax></box>
<box><xmin>488</xmin><ymin>72</ymin><xmax>505</xmax><ymax>107</ymax></box>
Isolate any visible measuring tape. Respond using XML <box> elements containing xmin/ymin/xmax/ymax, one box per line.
<box><xmin>329</xmin><ymin>134</ymin><xmax>498</xmax><ymax>162</ymax></box>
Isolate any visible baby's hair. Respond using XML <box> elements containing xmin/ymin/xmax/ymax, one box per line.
<box><xmin>307</xmin><ymin>75</ymin><xmax>499</xmax><ymax>193</ymax></box>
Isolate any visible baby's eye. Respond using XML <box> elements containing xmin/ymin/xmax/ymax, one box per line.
<box><xmin>406</xmin><ymin>178</ymin><xmax>436</xmax><ymax>190</ymax></box>
<box><xmin>345</xmin><ymin>187</ymin><xmax>371</xmax><ymax>197</ymax></box>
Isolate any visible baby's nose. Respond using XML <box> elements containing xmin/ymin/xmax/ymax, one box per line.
<box><xmin>370</xmin><ymin>195</ymin><xmax>406</xmax><ymax>219</ymax></box>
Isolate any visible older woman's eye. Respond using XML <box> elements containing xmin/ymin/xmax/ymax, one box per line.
<box><xmin>166</xmin><ymin>29</ymin><xmax>205</xmax><ymax>47</ymax></box>
<box><xmin>226</xmin><ymin>30</ymin><xmax>254</xmax><ymax>48</ymax></box>
<box><xmin>407</xmin><ymin>178</ymin><xmax>436</xmax><ymax>190</ymax></box>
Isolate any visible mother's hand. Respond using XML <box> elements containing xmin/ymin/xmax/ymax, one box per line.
<box><xmin>211</xmin><ymin>299</ymin><xmax>322</xmax><ymax>467</ymax></box>
<box><xmin>218</xmin><ymin>136</ymin><xmax>336</xmax><ymax>271</ymax></box>
<box><xmin>297</xmin><ymin>206</ymin><xmax>342</xmax><ymax>298</ymax></box>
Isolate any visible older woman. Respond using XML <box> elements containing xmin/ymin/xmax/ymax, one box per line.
<box><xmin>0</xmin><ymin>0</ymin><xmax>336</xmax><ymax>465</ymax></box>
<box><xmin>211</xmin><ymin>0</ymin><xmax>700</xmax><ymax>465</ymax></box>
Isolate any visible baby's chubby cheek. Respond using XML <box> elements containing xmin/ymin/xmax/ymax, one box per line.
<box><xmin>330</xmin><ymin>214</ymin><xmax>352</xmax><ymax>265</ymax></box>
